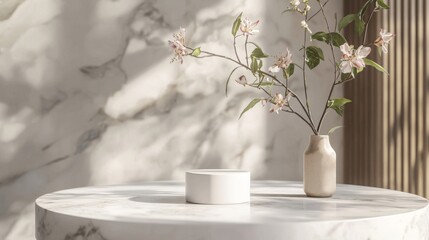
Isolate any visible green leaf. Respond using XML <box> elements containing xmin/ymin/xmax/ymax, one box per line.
<box><xmin>328</xmin><ymin>98</ymin><xmax>352</xmax><ymax>107</ymax></box>
<box><xmin>355</xmin><ymin>17</ymin><xmax>365</xmax><ymax>36</ymax></box>
<box><xmin>358</xmin><ymin>0</ymin><xmax>371</xmax><ymax>18</ymax></box>
<box><xmin>327</xmin><ymin>98</ymin><xmax>352</xmax><ymax>116</ymax></box>
<box><xmin>311</xmin><ymin>32</ymin><xmax>330</xmax><ymax>42</ymax></box>
<box><xmin>341</xmin><ymin>72</ymin><xmax>354</xmax><ymax>81</ymax></box>
<box><xmin>282</xmin><ymin>63</ymin><xmax>295</xmax><ymax>79</ymax></box>
<box><xmin>225</xmin><ymin>66</ymin><xmax>242</xmax><ymax>97</ymax></box>
<box><xmin>257</xmin><ymin>70</ymin><xmax>264</xmax><ymax>80</ymax></box>
<box><xmin>306</xmin><ymin>46</ymin><xmax>324</xmax><ymax>69</ymax></box>
<box><xmin>191</xmin><ymin>47</ymin><xmax>201</xmax><ymax>57</ymax></box>
<box><xmin>329</xmin><ymin>32</ymin><xmax>347</xmax><ymax>47</ymax></box>
<box><xmin>376</xmin><ymin>0</ymin><xmax>390</xmax><ymax>9</ymax></box>
<box><xmin>306</xmin><ymin>58</ymin><xmax>320</xmax><ymax>69</ymax></box>
<box><xmin>239</xmin><ymin>99</ymin><xmax>261</xmax><ymax>119</ymax></box>
<box><xmin>328</xmin><ymin>126</ymin><xmax>343</xmax><ymax>135</ymax></box>
<box><xmin>282</xmin><ymin>68</ymin><xmax>288</xmax><ymax>80</ymax></box>
<box><xmin>250</xmin><ymin>57</ymin><xmax>259</xmax><ymax>74</ymax></box>
<box><xmin>338</xmin><ymin>14</ymin><xmax>356</xmax><ymax>31</ymax></box>
<box><xmin>311</xmin><ymin>32</ymin><xmax>346</xmax><ymax>47</ymax></box>
<box><xmin>286</xmin><ymin>63</ymin><xmax>294</xmax><ymax>78</ymax></box>
<box><xmin>313</xmin><ymin>46</ymin><xmax>324</xmax><ymax>60</ymax></box>
<box><xmin>247</xmin><ymin>41</ymin><xmax>261</xmax><ymax>49</ymax></box>
<box><xmin>351</xmin><ymin>67</ymin><xmax>358</xmax><ymax>78</ymax></box>
<box><xmin>339</xmin><ymin>66</ymin><xmax>358</xmax><ymax>82</ymax></box>
<box><xmin>354</xmin><ymin>0</ymin><xmax>371</xmax><ymax>36</ymax></box>
<box><xmin>232</xmin><ymin>12</ymin><xmax>242</xmax><ymax>37</ymax></box>
<box><xmin>364</xmin><ymin>58</ymin><xmax>388</xmax><ymax>74</ymax></box>
<box><xmin>251</xmin><ymin>47</ymin><xmax>269</xmax><ymax>58</ymax></box>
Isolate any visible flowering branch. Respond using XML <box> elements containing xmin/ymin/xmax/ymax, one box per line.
<box><xmin>188</xmin><ymin>46</ymin><xmax>318</xmax><ymax>134</ymax></box>
<box><xmin>307</xmin><ymin>0</ymin><xmax>329</xmax><ymax>21</ymax></box>
<box><xmin>316</xmin><ymin>0</ymin><xmax>339</xmax><ymax>133</ymax></box>
<box><xmin>301</xmin><ymin>12</ymin><xmax>316</xmax><ymax>130</ymax></box>
<box><xmin>363</xmin><ymin>3</ymin><xmax>377</xmax><ymax>45</ymax></box>
<box><xmin>168</xmin><ymin>0</ymin><xmax>393</xmax><ymax>135</ymax></box>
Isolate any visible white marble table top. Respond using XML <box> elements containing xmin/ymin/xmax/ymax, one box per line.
<box><xmin>36</xmin><ymin>181</ymin><xmax>429</xmax><ymax>240</ymax></box>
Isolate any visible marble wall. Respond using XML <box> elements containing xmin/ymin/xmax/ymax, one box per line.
<box><xmin>0</xmin><ymin>0</ymin><xmax>342</xmax><ymax>239</ymax></box>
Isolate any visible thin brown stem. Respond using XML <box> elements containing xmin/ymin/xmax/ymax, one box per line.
<box><xmin>233</xmin><ymin>36</ymin><xmax>242</xmax><ymax>63</ymax></box>
<box><xmin>293</xmin><ymin>63</ymin><xmax>304</xmax><ymax>70</ymax></box>
<box><xmin>363</xmin><ymin>4</ymin><xmax>376</xmax><ymax>45</ymax></box>
<box><xmin>187</xmin><ymin>46</ymin><xmax>317</xmax><ymax>133</ymax></box>
<box><xmin>307</xmin><ymin>0</ymin><xmax>330</xmax><ymax>21</ymax></box>
<box><xmin>245</xmin><ymin>35</ymin><xmax>249</xmax><ymax>66</ymax></box>
<box><xmin>316</xmin><ymin>0</ymin><xmax>338</xmax><ymax>133</ymax></box>
<box><xmin>335</xmin><ymin>77</ymin><xmax>354</xmax><ymax>85</ymax></box>
<box><xmin>250</xmin><ymin>85</ymin><xmax>272</xmax><ymax>97</ymax></box>
<box><xmin>284</xmin><ymin>77</ymin><xmax>289</xmax><ymax>97</ymax></box>
<box><xmin>282</xmin><ymin>108</ymin><xmax>318</xmax><ymax>134</ymax></box>
<box><xmin>191</xmin><ymin>48</ymin><xmax>286</xmax><ymax>94</ymax></box>
<box><xmin>302</xmin><ymin>12</ymin><xmax>316</xmax><ymax>131</ymax></box>
<box><xmin>249</xmin><ymin>84</ymin><xmax>315</xmax><ymax>134</ymax></box>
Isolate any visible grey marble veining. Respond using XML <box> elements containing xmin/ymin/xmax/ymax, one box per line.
<box><xmin>35</xmin><ymin>181</ymin><xmax>429</xmax><ymax>240</ymax></box>
<box><xmin>0</xmin><ymin>0</ymin><xmax>344</xmax><ymax>239</ymax></box>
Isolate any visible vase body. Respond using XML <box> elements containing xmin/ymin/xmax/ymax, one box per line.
<box><xmin>303</xmin><ymin>135</ymin><xmax>336</xmax><ymax>197</ymax></box>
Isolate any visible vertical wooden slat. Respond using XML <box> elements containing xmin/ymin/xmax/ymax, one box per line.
<box><xmin>374</xmin><ymin>15</ymin><xmax>381</xmax><ymax>187</ymax></box>
<box><xmin>423</xmin><ymin>1</ymin><xmax>429</xmax><ymax>196</ymax></box>
<box><xmin>387</xmin><ymin>0</ymin><xmax>394</xmax><ymax>190</ymax></box>
<box><xmin>343</xmin><ymin>1</ymin><xmax>348</xmax><ymax>184</ymax></box>
<box><xmin>343</xmin><ymin>0</ymin><xmax>350</xmax><ymax>184</ymax></box>
<box><xmin>416</xmin><ymin>0</ymin><xmax>423</xmax><ymax>196</ymax></box>
<box><xmin>362</xmin><ymin>38</ymin><xmax>368</xmax><ymax>186</ymax></box>
<box><xmin>394</xmin><ymin>0</ymin><xmax>401</xmax><ymax>191</ymax></box>
<box><xmin>381</xmin><ymin>4</ymin><xmax>389</xmax><ymax>189</ymax></box>
<box><xmin>409</xmin><ymin>0</ymin><xmax>416</xmax><ymax>195</ymax></box>
<box><xmin>401</xmin><ymin>0</ymin><xmax>409</xmax><ymax>193</ymax></box>
<box><xmin>363</xmin><ymin>18</ymin><xmax>377</xmax><ymax>188</ymax></box>
<box><xmin>353</xmin><ymin>0</ymin><xmax>360</xmax><ymax>186</ymax></box>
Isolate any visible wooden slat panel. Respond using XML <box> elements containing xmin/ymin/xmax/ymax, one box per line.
<box><xmin>344</xmin><ymin>0</ymin><xmax>429</xmax><ymax>198</ymax></box>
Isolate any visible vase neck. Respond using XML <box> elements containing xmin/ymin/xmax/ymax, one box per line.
<box><xmin>307</xmin><ymin>135</ymin><xmax>331</xmax><ymax>150</ymax></box>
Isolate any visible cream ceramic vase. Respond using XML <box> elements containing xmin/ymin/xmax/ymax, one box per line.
<box><xmin>303</xmin><ymin>135</ymin><xmax>336</xmax><ymax>197</ymax></box>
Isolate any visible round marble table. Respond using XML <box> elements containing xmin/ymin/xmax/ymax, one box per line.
<box><xmin>35</xmin><ymin>181</ymin><xmax>429</xmax><ymax>240</ymax></box>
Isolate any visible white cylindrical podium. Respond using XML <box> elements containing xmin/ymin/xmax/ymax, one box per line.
<box><xmin>185</xmin><ymin>169</ymin><xmax>250</xmax><ymax>204</ymax></box>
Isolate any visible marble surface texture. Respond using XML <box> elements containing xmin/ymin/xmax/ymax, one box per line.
<box><xmin>0</xmin><ymin>0</ymin><xmax>343</xmax><ymax>239</ymax></box>
<box><xmin>35</xmin><ymin>181</ymin><xmax>429</xmax><ymax>240</ymax></box>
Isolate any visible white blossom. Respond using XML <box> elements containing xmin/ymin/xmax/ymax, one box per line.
<box><xmin>268</xmin><ymin>49</ymin><xmax>293</xmax><ymax>73</ymax></box>
<box><xmin>339</xmin><ymin>43</ymin><xmax>371</xmax><ymax>73</ymax></box>
<box><xmin>235</xmin><ymin>75</ymin><xmax>247</xmax><ymax>86</ymax></box>
<box><xmin>168</xmin><ymin>28</ymin><xmax>187</xmax><ymax>63</ymax></box>
<box><xmin>270</xmin><ymin>93</ymin><xmax>290</xmax><ymax>114</ymax></box>
<box><xmin>304</xmin><ymin>4</ymin><xmax>311</xmax><ymax>12</ymax></box>
<box><xmin>300</xmin><ymin>20</ymin><xmax>312</xmax><ymax>34</ymax></box>
<box><xmin>240</xmin><ymin>17</ymin><xmax>260</xmax><ymax>36</ymax></box>
<box><xmin>374</xmin><ymin>29</ymin><xmax>394</xmax><ymax>53</ymax></box>
<box><xmin>290</xmin><ymin>0</ymin><xmax>300</xmax><ymax>7</ymax></box>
